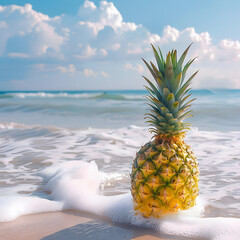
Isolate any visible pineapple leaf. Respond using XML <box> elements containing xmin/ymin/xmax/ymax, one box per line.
<box><xmin>142</xmin><ymin>58</ymin><xmax>157</xmax><ymax>80</ymax></box>
<box><xmin>182</xmin><ymin>123</ymin><xmax>192</xmax><ymax>127</ymax></box>
<box><xmin>181</xmin><ymin>70</ymin><xmax>198</xmax><ymax>89</ymax></box>
<box><xmin>174</xmin><ymin>72</ymin><xmax>182</xmax><ymax>90</ymax></box>
<box><xmin>175</xmin><ymin>43</ymin><xmax>193</xmax><ymax>76</ymax></box>
<box><xmin>169</xmin><ymin>99</ymin><xmax>179</xmax><ymax>117</ymax></box>
<box><xmin>143</xmin><ymin>76</ymin><xmax>163</xmax><ymax>96</ymax></box>
<box><xmin>144</xmin><ymin>80</ymin><xmax>162</xmax><ymax>101</ymax></box>
<box><xmin>142</xmin><ymin>44</ymin><xmax>197</xmax><ymax>136</ymax></box>
<box><xmin>144</xmin><ymin>85</ymin><xmax>154</xmax><ymax>94</ymax></box>
<box><xmin>181</xmin><ymin>57</ymin><xmax>197</xmax><ymax>83</ymax></box>
<box><xmin>165</xmin><ymin>113</ymin><xmax>174</xmax><ymax>120</ymax></box>
<box><xmin>166</xmin><ymin>93</ymin><xmax>175</xmax><ymax>104</ymax></box>
<box><xmin>150</xmin><ymin>61</ymin><xmax>166</xmax><ymax>89</ymax></box>
<box><xmin>172</xmin><ymin>101</ymin><xmax>179</xmax><ymax>108</ymax></box>
<box><xmin>179</xmin><ymin>105</ymin><xmax>191</xmax><ymax>112</ymax></box>
<box><xmin>157</xmin><ymin>46</ymin><xmax>164</xmax><ymax>63</ymax></box>
<box><xmin>159</xmin><ymin>122</ymin><xmax>168</xmax><ymax>128</ymax></box>
<box><xmin>165</xmin><ymin>52</ymin><xmax>174</xmax><ymax>89</ymax></box>
<box><xmin>160</xmin><ymin>107</ymin><xmax>170</xmax><ymax>115</ymax></box>
<box><xmin>146</xmin><ymin>120</ymin><xmax>159</xmax><ymax>126</ymax></box>
<box><xmin>150</xmin><ymin>61</ymin><xmax>164</xmax><ymax>82</ymax></box>
<box><xmin>146</xmin><ymin>95</ymin><xmax>165</xmax><ymax>107</ymax></box>
<box><xmin>179</xmin><ymin>98</ymin><xmax>196</xmax><ymax>110</ymax></box>
<box><xmin>179</xmin><ymin>93</ymin><xmax>192</xmax><ymax>107</ymax></box>
<box><xmin>176</xmin><ymin>71</ymin><xmax>198</xmax><ymax>99</ymax></box>
<box><xmin>178</xmin><ymin>110</ymin><xmax>193</xmax><ymax>121</ymax></box>
<box><xmin>149</xmin><ymin>108</ymin><xmax>161</xmax><ymax>115</ymax></box>
<box><xmin>146</xmin><ymin>103</ymin><xmax>161</xmax><ymax>115</ymax></box>
<box><xmin>145</xmin><ymin>113</ymin><xmax>166</xmax><ymax>123</ymax></box>
<box><xmin>145</xmin><ymin>114</ymin><xmax>159</xmax><ymax>123</ymax></box>
<box><xmin>166</xmin><ymin>93</ymin><xmax>176</xmax><ymax>113</ymax></box>
<box><xmin>145</xmin><ymin>87</ymin><xmax>162</xmax><ymax>105</ymax></box>
<box><xmin>168</xmin><ymin>118</ymin><xmax>178</xmax><ymax>125</ymax></box>
<box><xmin>146</xmin><ymin>98</ymin><xmax>166</xmax><ymax>114</ymax></box>
<box><xmin>151</xmin><ymin>44</ymin><xmax>165</xmax><ymax>74</ymax></box>
<box><xmin>171</xmin><ymin>50</ymin><xmax>177</xmax><ymax>70</ymax></box>
<box><xmin>149</xmin><ymin>128</ymin><xmax>157</xmax><ymax>134</ymax></box>
<box><xmin>163</xmin><ymin>88</ymin><xmax>171</xmax><ymax>100</ymax></box>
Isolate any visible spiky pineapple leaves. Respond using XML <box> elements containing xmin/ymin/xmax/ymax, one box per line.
<box><xmin>142</xmin><ymin>44</ymin><xmax>198</xmax><ymax>136</ymax></box>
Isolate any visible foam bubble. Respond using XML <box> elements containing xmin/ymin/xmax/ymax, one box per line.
<box><xmin>1</xmin><ymin>161</ymin><xmax>240</xmax><ymax>240</ymax></box>
<box><xmin>10</xmin><ymin>92</ymin><xmax>103</xmax><ymax>99</ymax></box>
<box><xmin>5</xmin><ymin>92</ymin><xmax>144</xmax><ymax>101</ymax></box>
<box><xmin>0</xmin><ymin>196</ymin><xmax>62</xmax><ymax>222</ymax></box>
<box><xmin>1</xmin><ymin>123</ymin><xmax>240</xmax><ymax>239</ymax></box>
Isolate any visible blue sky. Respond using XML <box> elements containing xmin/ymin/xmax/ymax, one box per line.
<box><xmin>1</xmin><ymin>0</ymin><xmax>240</xmax><ymax>90</ymax></box>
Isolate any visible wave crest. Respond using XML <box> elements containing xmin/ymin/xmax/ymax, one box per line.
<box><xmin>0</xmin><ymin>92</ymin><xmax>144</xmax><ymax>101</ymax></box>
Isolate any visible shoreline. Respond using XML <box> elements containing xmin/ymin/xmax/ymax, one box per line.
<box><xmin>0</xmin><ymin>210</ymin><xmax>172</xmax><ymax>240</ymax></box>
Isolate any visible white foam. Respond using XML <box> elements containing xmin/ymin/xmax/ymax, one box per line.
<box><xmin>1</xmin><ymin>124</ymin><xmax>240</xmax><ymax>239</ymax></box>
<box><xmin>0</xmin><ymin>122</ymin><xmax>28</xmax><ymax>129</ymax></box>
<box><xmin>10</xmin><ymin>92</ymin><xmax>105</xmax><ymax>99</ymax></box>
<box><xmin>5</xmin><ymin>91</ymin><xmax>146</xmax><ymax>101</ymax></box>
<box><xmin>1</xmin><ymin>161</ymin><xmax>240</xmax><ymax>240</ymax></box>
<box><xmin>0</xmin><ymin>196</ymin><xmax>62</xmax><ymax>222</ymax></box>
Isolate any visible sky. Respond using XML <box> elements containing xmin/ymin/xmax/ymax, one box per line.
<box><xmin>1</xmin><ymin>0</ymin><xmax>240</xmax><ymax>90</ymax></box>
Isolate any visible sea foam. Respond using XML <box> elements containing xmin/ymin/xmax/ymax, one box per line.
<box><xmin>1</xmin><ymin>160</ymin><xmax>240</xmax><ymax>240</ymax></box>
<box><xmin>1</xmin><ymin>91</ymin><xmax>144</xmax><ymax>101</ymax></box>
<box><xmin>1</xmin><ymin>122</ymin><xmax>240</xmax><ymax>239</ymax></box>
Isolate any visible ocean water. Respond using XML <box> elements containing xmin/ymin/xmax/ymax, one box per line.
<box><xmin>1</xmin><ymin>89</ymin><xmax>240</xmax><ymax>239</ymax></box>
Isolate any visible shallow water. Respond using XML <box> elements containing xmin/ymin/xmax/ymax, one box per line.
<box><xmin>1</xmin><ymin>90</ymin><xmax>240</xmax><ymax>239</ymax></box>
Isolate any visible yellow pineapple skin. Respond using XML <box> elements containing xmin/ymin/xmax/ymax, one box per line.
<box><xmin>131</xmin><ymin>134</ymin><xmax>199</xmax><ymax>218</ymax></box>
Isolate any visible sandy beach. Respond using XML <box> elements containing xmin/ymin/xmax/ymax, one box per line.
<box><xmin>0</xmin><ymin>211</ymin><xmax>172</xmax><ymax>240</ymax></box>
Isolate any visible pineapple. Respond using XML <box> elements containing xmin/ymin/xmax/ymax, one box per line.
<box><xmin>130</xmin><ymin>44</ymin><xmax>199</xmax><ymax>218</ymax></box>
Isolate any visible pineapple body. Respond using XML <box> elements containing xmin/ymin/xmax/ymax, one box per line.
<box><xmin>131</xmin><ymin>134</ymin><xmax>199</xmax><ymax>218</ymax></box>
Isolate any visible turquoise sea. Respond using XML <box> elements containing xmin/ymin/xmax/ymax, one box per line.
<box><xmin>1</xmin><ymin>89</ymin><xmax>240</xmax><ymax>239</ymax></box>
<box><xmin>0</xmin><ymin>89</ymin><xmax>240</xmax><ymax>130</ymax></box>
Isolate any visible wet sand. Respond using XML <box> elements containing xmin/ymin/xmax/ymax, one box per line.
<box><xmin>0</xmin><ymin>211</ymin><xmax>173</xmax><ymax>240</ymax></box>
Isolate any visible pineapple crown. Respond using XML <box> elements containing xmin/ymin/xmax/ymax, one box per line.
<box><xmin>143</xmin><ymin>43</ymin><xmax>198</xmax><ymax>137</ymax></box>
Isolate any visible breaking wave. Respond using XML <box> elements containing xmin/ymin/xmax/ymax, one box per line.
<box><xmin>0</xmin><ymin>92</ymin><xmax>144</xmax><ymax>101</ymax></box>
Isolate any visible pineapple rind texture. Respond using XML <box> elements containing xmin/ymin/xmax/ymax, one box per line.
<box><xmin>131</xmin><ymin>135</ymin><xmax>199</xmax><ymax>218</ymax></box>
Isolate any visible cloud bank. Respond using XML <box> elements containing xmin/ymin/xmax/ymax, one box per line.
<box><xmin>0</xmin><ymin>1</ymin><xmax>240</xmax><ymax>90</ymax></box>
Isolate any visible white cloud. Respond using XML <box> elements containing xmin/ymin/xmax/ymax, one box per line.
<box><xmin>125</xmin><ymin>63</ymin><xmax>144</xmax><ymax>74</ymax></box>
<box><xmin>78</xmin><ymin>21</ymin><xmax>103</xmax><ymax>36</ymax></box>
<box><xmin>0</xmin><ymin>1</ymin><xmax>163</xmax><ymax>61</ymax></box>
<box><xmin>83</xmin><ymin>68</ymin><xmax>97</xmax><ymax>77</ymax></box>
<box><xmin>100</xmin><ymin>48</ymin><xmax>107</xmax><ymax>56</ymax></box>
<box><xmin>127</xmin><ymin>47</ymin><xmax>143</xmax><ymax>55</ymax></box>
<box><xmin>57</xmin><ymin>64</ymin><xmax>109</xmax><ymax>79</ymax></box>
<box><xmin>78</xmin><ymin>1</ymin><xmax>138</xmax><ymax>35</ymax></box>
<box><xmin>100</xmin><ymin>71</ymin><xmax>109</xmax><ymax>77</ymax></box>
<box><xmin>74</xmin><ymin>44</ymin><xmax>97</xmax><ymax>59</ymax></box>
<box><xmin>57</xmin><ymin>64</ymin><xmax>76</xmax><ymax>74</ymax></box>
<box><xmin>111</xmin><ymin>43</ymin><xmax>121</xmax><ymax>51</ymax></box>
<box><xmin>83</xmin><ymin>0</ymin><xmax>97</xmax><ymax>10</ymax></box>
<box><xmin>0</xmin><ymin>4</ymin><xmax>63</xmax><ymax>56</ymax></box>
<box><xmin>1</xmin><ymin>1</ymin><xmax>240</xmax><ymax>89</ymax></box>
<box><xmin>220</xmin><ymin>39</ymin><xmax>240</xmax><ymax>49</ymax></box>
<box><xmin>8</xmin><ymin>52</ymin><xmax>29</xmax><ymax>58</ymax></box>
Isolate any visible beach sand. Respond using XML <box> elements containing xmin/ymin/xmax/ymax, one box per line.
<box><xmin>0</xmin><ymin>211</ymin><xmax>173</xmax><ymax>240</ymax></box>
